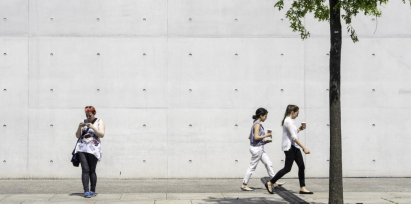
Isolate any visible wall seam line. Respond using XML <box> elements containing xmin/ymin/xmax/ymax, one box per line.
<box><xmin>27</xmin><ymin>0</ymin><xmax>30</xmax><ymax>178</ymax></box>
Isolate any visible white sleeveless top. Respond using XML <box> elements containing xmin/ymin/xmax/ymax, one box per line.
<box><xmin>74</xmin><ymin>118</ymin><xmax>102</xmax><ymax>160</ymax></box>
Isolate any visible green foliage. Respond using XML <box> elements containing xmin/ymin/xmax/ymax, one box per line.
<box><xmin>275</xmin><ymin>0</ymin><xmax>411</xmax><ymax>42</ymax></box>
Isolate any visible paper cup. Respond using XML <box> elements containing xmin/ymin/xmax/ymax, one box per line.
<box><xmin>302</xmin><ymin>122</ymin><xmax>306</xmax><ymax>128</ymax></box>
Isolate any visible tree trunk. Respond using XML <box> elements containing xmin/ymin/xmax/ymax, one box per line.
<box><xmin>329</xmin><ymin>0</ymin><xmax>343</xmax><ymax>203</ymax></box>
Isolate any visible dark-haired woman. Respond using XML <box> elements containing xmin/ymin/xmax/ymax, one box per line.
<box><xmin>75</xmin><ymin>106</ymin><xmax>105</xmax><ymax>198</ymax></box>
<box><xmin>241</xmin><ymin>108</ymin><xmax>285</xmax><ymax>191</ymax></box>
<box><xmin>264</xmin><ymin>105</ymin><xmax>313</xmax><ymax>194</ymax></box>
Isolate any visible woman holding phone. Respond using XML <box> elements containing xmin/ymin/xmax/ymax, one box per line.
<box><xmin>264</xmin><ymin>105</ymin><xmax>313</xmax><ymax>194</ymax></box>
<box><xmin>241</xmin><ymin>108</ymin><xmax>285</xmax><ymax>191</ymax></box>
<box><xmin>75</xmin><ymin>106</ymin><xmax>105</xmax><ymax>198</ymax></box>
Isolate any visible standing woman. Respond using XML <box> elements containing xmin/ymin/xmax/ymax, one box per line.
<box><xmin>75</xmin><ymin>106</ymin><xmax>105</xmax><ymax>198</ymax></box>
<box><xmin>265</xmin><ymin>105</ymin><xmax>313</xmax><ymax>194</ymax></box>
<box><xmin>241</xmin><ymin>108</ymin><xmax>285</xmax><ymax>191</ymax></box>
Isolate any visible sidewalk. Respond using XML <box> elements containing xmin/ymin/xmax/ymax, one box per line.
<box><xmin>0</xmin><ymin>178</ymin><xmax>409</xmax><ymax>203</ymax></box>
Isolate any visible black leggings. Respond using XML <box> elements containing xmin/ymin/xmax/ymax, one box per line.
<box><xmin>78</xmin><ymin>152</ymin><xmax>98</xmax><ymax>192</ymax></box>
<box><xmin>270</xmin><ymin>145</ymin><xmax>306</xmax><ymax>187</ymax></box>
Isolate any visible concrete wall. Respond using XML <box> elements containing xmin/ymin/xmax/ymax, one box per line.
<box><xmin>0</xmin><ymin>0</ymin><xmax>410</xmax><ymax>178</ymax></box>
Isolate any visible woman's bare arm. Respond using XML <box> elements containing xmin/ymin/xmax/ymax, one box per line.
<box><xmin>89</xmin><ymin>119</ymin><xmax>105</xmax><ymax>138</ymax></box>
<box><xmin>253</xmin><ymin>124</ymin><xmax>270</xmax><ymax>141</ymax></box>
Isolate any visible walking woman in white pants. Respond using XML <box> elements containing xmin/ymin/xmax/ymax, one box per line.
<box><xmin>241</xmin><ymin>108</ymin><xmax>285</xmax><ymax>191</ymax></box>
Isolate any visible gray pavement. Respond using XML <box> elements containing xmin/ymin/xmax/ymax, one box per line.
<box><xmin>0</xmin><ymin>178</ymin><xmax>410</xmax><ymax>203</ymax></box>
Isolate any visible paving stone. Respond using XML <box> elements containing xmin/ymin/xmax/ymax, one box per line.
<box><xmin>0</xmin><ymin>195</ymin><xmax>11</xmax><ymax>201</ymax></box>
<box><xmin>120</xmin><ymin>193</ymin><xmax>166</xmax><ymax>201</ymax></box>
<box><xmin>221</xmin><ymin>193</ymin><xmax>282</xmax><ymax>200</ymax></box>
<box><xmin>155</xmin><ymin>200</ymin><xmax>192</xmax><ymax>204</ymax></box>
<box><xmin>50</xmin><ymin>193</ymin><xmax>121</xmax><ymax>202</ymax></box>
<box><xmin>2</xmin><ymin>194</ymin><xmax>55</xmax><ymax>202</ymax></box>
<box><xmin>387</xmin><ymin>192</ymin><xmax>411</xmax><ymax>198</ymax></box>
<box><xmin>167</xmin><ymin>193</ymin><xmax>224</xmax><ymax>200</ymax></box>
<box><xmin>389</xmin><ymin>198</ymin><xmax>411</xmax><ymax>204</ymax></box>
<box><xmin>95</xmin><ymin>201</ymin><xmax>153</xmax><ymax>204</ymax></box>
<box><xmin>192</xmin><ymin>199</ymin><xmax>266</xmax><ymax>204</ymax></box>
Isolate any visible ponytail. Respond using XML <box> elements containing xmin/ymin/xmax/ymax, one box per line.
<box><xmin>281</xmin><ymin>105</ymin><xmax>299</xmax><ymax>126</ymax></box>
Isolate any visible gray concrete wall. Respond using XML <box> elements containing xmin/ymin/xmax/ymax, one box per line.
<box><xmin>0</xmin><ymin>0</ymin><xmax>410</xmax><ymax>178</ymax></box>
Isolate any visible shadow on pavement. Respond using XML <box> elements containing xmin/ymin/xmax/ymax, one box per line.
<box><xmin>261</xmin><ymin>177</ymin><xmax>309</xmax><ymax>204</ymax></box>
<box><xmin>69</xmin><ymin>193</ymin><xmax>84</xmax><ymax>197</ymax></box>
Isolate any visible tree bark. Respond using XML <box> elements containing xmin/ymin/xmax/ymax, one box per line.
<box><xmin>329</xmin><ymin>0</ymin><xmax>343</xmax><ymax>203</ymax></box>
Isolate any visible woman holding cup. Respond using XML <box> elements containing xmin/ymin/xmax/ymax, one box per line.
<box><xmin>241</xmin><ymin>108</ymin><xmax>285</xmax><ymax>191</ymax></box>
<box><xmin>264</xmin><ymin>105</ymin><xmax>313</xmax><ymax>194</ymax></box>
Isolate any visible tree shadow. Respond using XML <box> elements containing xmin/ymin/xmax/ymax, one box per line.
<box><xmin>260</xmin><ymin>177</ymin><xmax>309</xmax><ymax>204</ymax></box>
<box><xmin>69</xmin><ymin>193</ymin><xmax>85</xmax><ymax>197</ymax></box>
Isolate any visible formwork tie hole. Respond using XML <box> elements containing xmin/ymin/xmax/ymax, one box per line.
<box><xmin>50</xmin><ymin>124</ymin><xmax>53</xmax><ymax>127</ymax></box>
<box><xmin>97</xmin><ymin>18</ymin><xmax>100</xmax><ymax>21</ymax></box>
<box><xmin>50</xmin><ymin>89</ymin><xmax>53</xmax><ymax>92</ymax></box>
<box><xmin>373</xmin><ymin>160</ymin><xmax>376</xmax><ymax>162</ymax></box>
<box><xmin>326</xmin><ymin>53</ymin><xmax>329</xmax><ymax>56</ymax></box>
<box><xmin>189</xmin><ymin>160</ymin><xmax>192</xmax><ymax>163</ymax></box>
<box><xmin>235</xmin><ymin>53</ymin><xmax>238</xmax><ymax>56</ymax></box>
<box><xmin>327</xmin><ymin>124</ymin><xmax>330</xmax><ymax>126</ymax></box>
<box><xmin>235</xmin><ymin>124</ymin><xmax>238</xmax><ymax>127</ymax></box>
<box><xmin>2</xmin><ymin>125</ymin><xmax>5</xmax><ymax>127</ymax></box>
<box><xmin>50</xmin><ymin>160</ymin><xmax>53</xmax><ymax>163</ymax></box>
<box><xmin>235</xmin><ymin>19</ymin><xmax>238</xmax><ymax>22</ymax></box>
<box><xmin>372</xmin><ymin>18</ymin><xmax>375</xmax><ymax>21</ymax></box>
<box><xmin>326</xmin><ymin>89</ymin><xmax>329</xmax><ymax>91</ymax></box>
<box><xmin>3</xmin><ymin>18</ymin><xmax>6</xmax><ymax>21</ymax></box>
<box><xmin>97</xmin><ymin>53</ymin><xmax>100</xmax><ymax>56</ymax></box>
<box><xmin>372</xmin><ymin>124</ymin><xmax>375</xmax><ymax>127</ymax></box>
<box><xmin>3</xmin><ymin>53</ymin><xmax>6</xmax><ymax>56</ymax></box>
<box><xmin>3</xmin><ymin>160</ymin><xmax>5</xmax><ymax>163</ymax></box>
<box><xmin>143</xmin><ymin>124</ymin><xmax>146</xmax><ymax>127</ymax></box>
<box><xmin>281</xmin><ymin>160</ymin><xmax>284</xmax><ymax>162</ymax></box>
<box><xmin>280</xmin><ymin>18</ymin><xmax>283</xmax><ymax>21</ymax></box>
<box><xmin>143</xmin><ymin>18</ymin><xmax>146</xmax><ymax>21</ymax></box>
<box><xmin>372</xmin><ymin>53</ymin><xmax>375</xmax><ymax>56</ymax></box>
<box><xmin>327</xmin><ymin>160</ymin><xmax>329</xmax><ymax>162</ymax></box>
<box><xmin>3</xmin><ymin>89</ymin><xmax>6</xmax><ymax>91</ymax></box>
<box><xmin>235</xmin><ymin>160</ymin><xmax>238</xmax><ymax>163</ymax></box>
<box><xmin>143</xmin><ymin>89</ymin><xmax>146</xmax><ymax>91</ymax></box>
<box><xmin>189</xmin><ymin>18</ymin><xmax>192</xmax><ymax>22</ymax></box>
<box><xmin>143</xmin><ymin>53</ymin><xmax>146</xmax><ymax>56</ymax></box>
<box><xmin>280</xmin><ymin>89</ymin><xmax>284</xmax><ymax>92</ymax></box>
<box><xmin>372</xmin><ymin>89</ymin><xmax>375</xmax><ymax>92</ymax></box>
<box><xmin>281</xmin><ymin>53</ymin><xmax>284</xmax><ymax>56</ymax></box>
<box><xmin>50</xmin><ymin>18</ymin><xmax>53</xmax><ymax>21</ymax></box>
<box><xmin>143</xmin><ymin>160</ymin><xmax>146</xmax><ymax>163</ymax></box>
<box><xmin>97</xmin><ymin>89</ymin><xmax>100</xmax><ymax>92</ymax></box>
<box><xmin>189</xmin><ymin>124</ymin><xmax>192</xmax><ymax>127</ymax></box>
<box><xmin>235</xmin><ymin>89</ymin><xmax>238</xmax><ymax>92</ymax></box>
<box><xmin>189</xmin><ymin>53</ymin><xmax>192</xmax><ymax>56</ymax></box>
<box><xmin>189</xmin><ymin>89</ymin><xmax>192</xmax><ymax>92</ymax></box>
<box><xmin>50</xmin><ymin>53</ymin><xmax>53</xmax><ymax>56</ymax></box>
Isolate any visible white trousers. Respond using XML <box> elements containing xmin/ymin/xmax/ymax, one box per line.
<box><xmin>242</xmin><ymin>145</ymin><xmax>276</xmax><ymax>184</ymax></box>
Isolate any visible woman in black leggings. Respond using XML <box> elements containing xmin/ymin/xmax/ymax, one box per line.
<box><xmin>75</xmin><ymin>106</ymin><xmax>105</xmax><ymax>198</ymax></box>
<box><xmin>264</xmin><ymin>105</ymin><xmax>313</xmax><ymax>194</ymax></box>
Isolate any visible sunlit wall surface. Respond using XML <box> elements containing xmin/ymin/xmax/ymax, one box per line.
<box><xmin>0</xmin><ymin>0</ymin><xmax>410</xmax><ymax>178</ymax></box>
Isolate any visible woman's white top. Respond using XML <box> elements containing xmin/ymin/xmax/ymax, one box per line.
<box><xmin>282</xmin><ymin>116</ymin><xmax>301</xmax><ymax>151</ymax></box>
<box><xmin>74</xmin><ymin>118</ymin><xmax>102</xmax><ymax>160</ymax></box>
